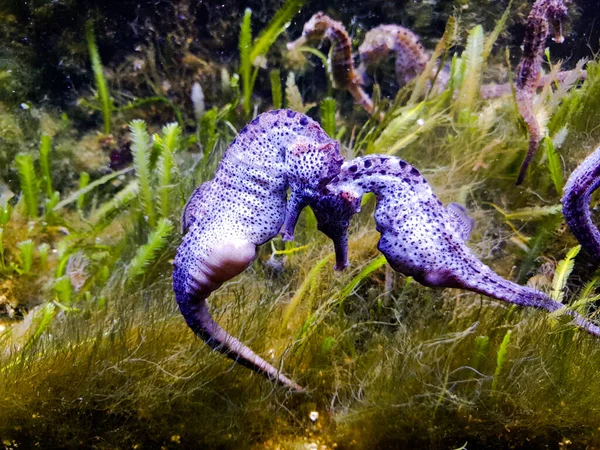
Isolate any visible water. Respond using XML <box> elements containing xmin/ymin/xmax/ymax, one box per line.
<box><xmin>2</xmin><ymin>0</ymin><xmax>600</xmax><ymax>448</ymax></box>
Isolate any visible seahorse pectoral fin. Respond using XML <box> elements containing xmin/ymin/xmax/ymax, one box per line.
<box><xmin>446</xmin><ymin>202</ymin><xmax>474</xmax><ymax>242</ymax></box>
<box><xmin>181</xmin><ymin>181</ymin><xmax>212</xmax><ymax>234</ymax></box>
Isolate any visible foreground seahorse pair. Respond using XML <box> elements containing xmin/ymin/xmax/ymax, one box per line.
<box><xmin>289</xmin><ymin>1</ymin><xmax>584</xmax><ymax>184</ymax></box>
<box><xmin>173</xmin><ymin>109</ymin><xmax>600</xmax><ymax>392</ymax></box>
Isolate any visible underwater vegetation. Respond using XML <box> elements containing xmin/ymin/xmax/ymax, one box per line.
<box><xmin>3</xmin><ymin>0</ymin><xmax>600</xmax><ymax>448</ymax></box>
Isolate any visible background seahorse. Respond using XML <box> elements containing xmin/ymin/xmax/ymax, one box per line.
<box><xmin>173</xmin><ymin>109</ymin><xmax>345</xmax><ymax>391</ymax></box>
<box><xmin>357</xmin><ymin>21</ymin><xmax>583</xmax><ymax>100</ymax></box>
<box><xmin>287</xmin><ymin>12</ymin><xmax>377</xmax><ymax>118</ymax></box>
<box><xmin>357</xmin><ymin>24</ymin><xmax>449</xmax><ymax>90</ymax></box>
<box><xmin>321</xmin><ymin>155</ymin><xmax>600</xmax><ymax>337</ymax></box>
<box><xmin>516</xmin><ymin>0</ymin><xmax>569</xmax><ymax>184</ymax></box>
<box><xmin>562</xmin><ymin>145</ymin><xmax>600</xmax><ymax>261</ymax></box>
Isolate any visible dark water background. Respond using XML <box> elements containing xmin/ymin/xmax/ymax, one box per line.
<box><xmin>3</xmin><ymin>0</ymin><xmax>600</xmax><ymax>108</ymax></box>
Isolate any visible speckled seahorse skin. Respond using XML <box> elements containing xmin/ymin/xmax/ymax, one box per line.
<box><xmin>516</xmin><ymin>0</ymin><xmax>569</xmax><ymax>185</ymax></box>
<box><xmin>357</xmin><ymin>24</ymin><xmax>441</xmax><ymax>88</ymax></box>
<box><xmin>562</xmin><ymin>145</ymin><xmax>600</xmax><ymax>261</ymax></box>
<box><xmin>324</xmin><ymin>154</ymin><xmax>600</xmax><ymax>337</ymax></box>
<box><xmin>287</xmin><ymin>12</ymin><xmax>377</xmax><ymax>118</ymax></box>
<box><xmin>173</xmin><ymin>109</ymin><xmax>345</xmax><ymax>392</ymax></box>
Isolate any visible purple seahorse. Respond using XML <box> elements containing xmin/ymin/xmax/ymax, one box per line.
<box><xmin>173</xmin><ymin>110</ymin><xmax>347</xmax><ymax>391</ymax></box>
<box><xmin>356</xmin><ymin>22</ymin><xmax>583</xmax><ymax>100</ymax></box>
<box><xmin>321</xmin><ymin>155</ymin><xmax>600</xmax><ymax>336</ymax></box>
<box><xmin>357</xmin><ymin>24</ymin><xmax>449</xmax><ymax>91</ymax></box>
<box><xmin>516</xmin><ymin>0</ymin><xmax>569</xmax><ymax>185</ymax></box>
<box><xmin>562</xmin><ymin>145</ymin><xmax>600</xmax><ymax>261</ymax></box>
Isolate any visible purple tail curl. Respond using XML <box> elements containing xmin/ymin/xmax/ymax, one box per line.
<box><xmin>173</xmin><ymin>265</ymin><xmax>304</xmax><ymax>392</ymax></box>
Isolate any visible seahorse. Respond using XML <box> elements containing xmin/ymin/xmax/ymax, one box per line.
<box><xmin>516</xmin><ymin>0</ymin><xmax>569</xmax><ymax>185</ymax></box>
<box><xmin>173</xmin><ymin>109</ymin><xmax>346</xmax><ymax>392</ymax></box>
<box><xmin>562</xmin><ymin>145</ymin><xmax>600</xmax><ymax>261</ymax></box>
<box><xmin>321</xmin><ymin>154</ymin><xmax>600</xmax><ymax>336</ymax></box>
<box><xmin>357</xmin><ymin>22</ymin><xmax>583</xmax><ymax>100</ymax></box>
<box><xmin>286</xmin><ymin>12</ymin><xmax>378</xmax><ymax>118</ymax></box>
<box><xmin>357</xmin><ymin>24</ymin><xmax>449</xmax><ymax>91</ymax></box>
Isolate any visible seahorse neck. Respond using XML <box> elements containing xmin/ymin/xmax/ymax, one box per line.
<box><xmin>356</xmin><ymin>172</ymin><xmax>425</xmax><ymax>200</ymax></box>
<box><xmin>324</xmin><ymin>20</ymin><xmax>359</xmax><ymax>90</ymax></box>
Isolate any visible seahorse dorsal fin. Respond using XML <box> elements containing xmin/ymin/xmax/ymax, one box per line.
<box><xmin>181</xmin><ymin>181</ymin><xmax>211</xmax><ymax>234</ymax></box>
<box><xmin>447</xmin><ymin>202</ymin><xmax>474</xmax><ymax>242</ymax></box>
<box><xmin>181</xmin><ymin>198</ymin><xmax>196</xmax><ymax>234</ymax></box>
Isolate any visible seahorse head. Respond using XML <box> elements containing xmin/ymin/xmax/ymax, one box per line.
<box><xmin>311</xmin><ymin>189</ymin><xmax>362</xmax><ymax>270</ymax></box>
<box><xmin>547</xmin><ymin>0</ymin><xmax>569</xmax><ymax>43</ymax></box>
<box><xmin>279</xmin><ymin>111</ymin><xmax>345</xmax><ymax>243</ymax></box>
<box><xmin>285</xmin><ymin>124</ymin><xmax>344</xmax><ymax>193</ymax></box>
<box><xmin>302</xmin><ymin>12</ymin><xmax>331</xmax><ymax>39</ymax></box>
<box><xmin>358</xmin><ymin>25</ymin><xmax>398</xmax><ymax>66</ymax></box>
<box><xmin>287</xmin><ymin>12</ymin><xmax>332</xmax><ymax>51</ymax></box>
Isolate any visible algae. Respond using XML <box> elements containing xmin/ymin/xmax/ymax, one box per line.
<box><xmin>1</xmin><ymin>1</ymin><xmax>600</xmax><ymax>448</ymax></box>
